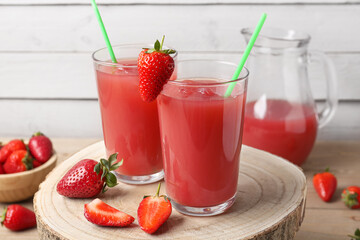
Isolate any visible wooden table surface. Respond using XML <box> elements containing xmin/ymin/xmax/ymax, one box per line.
<box><xmin>0</xmin><ymin>139</ymin><xmax>359</xmax><ymax>240</ymax></box>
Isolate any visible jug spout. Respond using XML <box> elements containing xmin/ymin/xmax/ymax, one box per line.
<box><xmin>241</xmin><ymin>27</ymin><xmax>311</xmax><ymax>49</ymax></box>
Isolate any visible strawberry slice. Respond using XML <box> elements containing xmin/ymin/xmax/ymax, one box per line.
<box><xmin>84</xmin><ymin>198</ymin><xmax>134</xmax><ymax>227</ymax></box>
<box><xmin>138</xmin><ymin>35</ymin><xmax>176</xmax><ymax>102</ymax></box>
<box><xmin>137</xmin><ymin>183</ymin><xmax>172</xmax><ymax>234</ymax></box>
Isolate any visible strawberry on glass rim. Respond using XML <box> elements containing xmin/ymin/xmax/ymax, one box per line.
<box><xmin>138</xmin><ymin>35</ymin><xmax>176</xmax><ymax>102</ymax></box>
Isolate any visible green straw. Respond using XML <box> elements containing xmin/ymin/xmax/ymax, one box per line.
<box><xmin>90</xmin><ymin>0</ymin><xmax>117</xmax><ymax>63</ymax></box>
<box><xmin>224</xmin><ymin>13</ymin><xmax>267</xmax><ymax>97</ymax></box>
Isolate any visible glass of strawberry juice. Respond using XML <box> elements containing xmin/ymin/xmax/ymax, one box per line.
<box><xmin>157</xmin><ymin>60</ymin><xmax>248</xmax><ymax>216</ymax></box>
<box><xmin>92</xmin><ymin>44</ymin><xmax>177</xmax><ymax>184</ymax></box>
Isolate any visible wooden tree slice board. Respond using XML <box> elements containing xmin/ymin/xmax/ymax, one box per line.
<box><xmin>34</xmin><ymin>141</ymin><xmax>306</xmax><ymax>240</ymax></box>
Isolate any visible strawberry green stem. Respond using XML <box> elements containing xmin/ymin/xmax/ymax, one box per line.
<box><xmin>1</xmin><ymin>207</ymin><xmax>7</xmax><ymax>226</ymax></box>
<box><xmin>156</xmin><ymin>183</ymin><xmax>161</xmax><ymax>197</ymax></box>
<box><xmin>160</xmin><ymin>35</ymin><xmax>165</xmax><ymax>51</ymax></box>
<box><xmin>33</xmin><ymin>132</ymin><xmax>44</xmax><ymax>137</ymax></box>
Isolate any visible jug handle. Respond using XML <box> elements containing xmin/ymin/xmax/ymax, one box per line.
<box><xmin>309</xmin><ymin>51</ymin><xmax>338</xmax><ymax>129</ymax></box>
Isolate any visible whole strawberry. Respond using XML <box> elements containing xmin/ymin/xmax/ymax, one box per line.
<box><xmin>0</xmin><ymin>139</ymin><xmax>26</xmax><ymax>164</ymax></box>
<box><xmin>56</xmin><ymin>153</ymin><xmax>122</xmax><ymax>198</ymax></box>
<box><xmin>342</xmin><ymin>186</ymin><xmax>360</xmax><ymax>209</ymax></box>
<box><xmin>138</xmin><ymin>35</ymin><xmax>176</xmax><ymax>102</ymax></box>
<box><xmin>84</xmin><ymin>198</ymin><xmax>134</xmax><ymax>227</ymax></box>
<box><xmin>3</xmin><ymin>150</ymin><xmax>33</xmax><ymax>174</ymax></box>
<box><xmin>33</xmin><ymin>160</ymin><xmax>42</xmax><ymax>169</ymax></box>
<box><xmin>138</xmin><ymin>183</ymin><xmax>172</xmax><ymax>234</ymax></box>
<box><xmin>313</xmin><ymin>168</ymin><xmax>337</xmax><ymax>202</ymax></box>
<box><xmin>1</xmin><ymin>205</ymin><xmax>36</xmax><ymax>231</ymax></box>
<box><xmin>28</xmin><ymin>132</ymin><xmax>53</xmax><ymax>163</ymax></box>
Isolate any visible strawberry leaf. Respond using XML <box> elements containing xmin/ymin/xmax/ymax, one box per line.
<box><xmin>342</xmin><ymin>190</ymin><xmax>359</xmax><ymax>208</ymax></box>
<box><xmin>154</xmin><ymin>40</ymin><xmax>161</xmax><ymax>51</ymax></box>
<box><xmin>95</xmin><ymin>154</ymin><xmax>123</xmax><ymax>193</ymax></box>
<box><xmin>1</xmin><ymin>207</ymin><xmax>7</xmax><ymax>225</ymax></box>
<box><xmin>22</xmin><ymin>151</ymin><xmax>33</xmax><ymax>170</ymax></box>
<box><xmin>110</xmin><ymin>159</ymin><xmax>123</xmax><ymax>171</ymax></box>
<box><xmin>144</xmin><ymin>35</ymin><xmax>176</xmax><ymax>55</ymax></box>
<box><xmin>101</xmin><ymin>169</ymin><xmax>107</xmax><ymax>181</ymax></box>
<box><xmin>348</xmin><ymin>228</ymin><xmax>360</xmax><ymax>240</ymax></box>
<box><xmin>94</xmin><ymin>163</ymin><xmax>101</xmax><ymax>175</ymax></box>
<box><xmin>105</xmin><ymin>172</ymin><xmax>118</xmax><ymax>188</ymax></box>
<box><xmin>32</xmin><ymin>132</ymin><xmax>44</xmax><ymax>137</ymax></box>
<box><xmin>108</xmin><ymin>153</ymin><xmax>118</xmax><ymax>165</ymax></box>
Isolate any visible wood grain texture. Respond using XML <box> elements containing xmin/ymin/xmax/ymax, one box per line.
<box><xmin>0</xmin><ymin>52</ymin><xmax>359</xmax><ymax>100</ymax></box>
<box><xmin>2</xmin><ymin>0</ymin><xmax>360</xmax><ymax>5</ymax></box>
<box><xmin>0</xmin><ymin>5</ymin><xmax>359</xmax><ymax>52</ymax></box>
<box><xmin>0</xmin><ymin>139</ymin><xmax>359</xmax><ymax>240</ymax></box>
<box><xmin>34</xmin><ymin>141</ymin><xmax>306</xmax><ymax>239</ymax></box>
<box><xmin>0</xmin><ymin>1</ymin><xmax>358</xmax><ymax>140</ymax></box>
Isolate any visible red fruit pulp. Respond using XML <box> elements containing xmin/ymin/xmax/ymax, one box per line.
<box><xmin>84</xmin><ymin>198</ymin><xmax>134</xmax><ymax>227</ymax></box>
<box><xmin>157</xmin><ymin>79</ymin><xmax>246</xmax><ymax>207</ymax></box>
<box><xmin>96</xmin><ymin>59</ymin><xmax>163</xmax><ymax>176</ymax></box>
<box><xmin>243</xmin><ymin>99</ymin><xmax>318</xmax><ymax>166</ymax></box>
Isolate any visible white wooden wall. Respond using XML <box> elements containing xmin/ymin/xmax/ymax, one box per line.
<box><xmin>0</xmin><ymin>0</ymin><xmax>359</xmax><ymax>139</ymax></box>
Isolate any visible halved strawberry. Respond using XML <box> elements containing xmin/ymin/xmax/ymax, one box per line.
<box><xmin>138</xmin><ymin>35</ymin><xmax>176</xmax><ymax>102</ymax></box>
<box><xmin>137</xmin><ymin>183</ymin><xmax>172</xmax><ymax>234</ymax></box>
<box><xmin>84</xmin><ymin>198</ymin><xmax>134</xmax><ymax>227</ymax></box>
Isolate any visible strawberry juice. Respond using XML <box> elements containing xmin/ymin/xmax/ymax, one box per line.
<box><xmin>93</xmin><ymin>44</ymin><xmax>174</xmax><ymax>184</ymax></box>
<box><xmin>157</xmin><ymin>62</ymin><xmax>248</xmax><ymax>216</ymax></box>
<box><xmin>243</xmin><ymin>99</ymin><xmax>317</xmax><ymax>166</ymax></box>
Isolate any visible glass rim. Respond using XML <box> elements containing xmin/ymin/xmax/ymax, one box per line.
<box><xmin>241</xmin><ymin>27</ymin><xmax>311</xmax><ymax>44</ymax></box>
<box><xmin>92</xmin><ymin>43</ymin><xmax>178</xmax><ymax>67</ymax></box>
<box><xmin>167</xmin><ymin>59</ymin><xmax>249</xmax><ymax>86</ymax></box>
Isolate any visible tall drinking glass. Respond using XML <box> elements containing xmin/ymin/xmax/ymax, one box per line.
<box><xmin>92</xmin><ymin>44</ymin><xmax>177</xmax><ymax>184</ymax></box>
<box><xmin>157</xmin><ymin>60</ymin><xmax>248</xmax><ymax>216</ymax></box>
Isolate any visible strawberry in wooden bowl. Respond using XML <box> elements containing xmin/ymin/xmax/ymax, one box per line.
<box><xmin>0</xmin><ymin>132</ymin><xmax>57</xmax><ymax>203</ymax></box>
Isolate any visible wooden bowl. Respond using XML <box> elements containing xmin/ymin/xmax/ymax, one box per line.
<box><xmin>0</xmin><ymin>154</ymin><xmax>57</xmax><ymax>203</ymax></box>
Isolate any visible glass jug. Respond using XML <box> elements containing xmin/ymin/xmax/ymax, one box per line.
<box><xmin>241</xmin><ymin>27</ymin><xmax>337</xmax><ymax>166</ymax></box>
